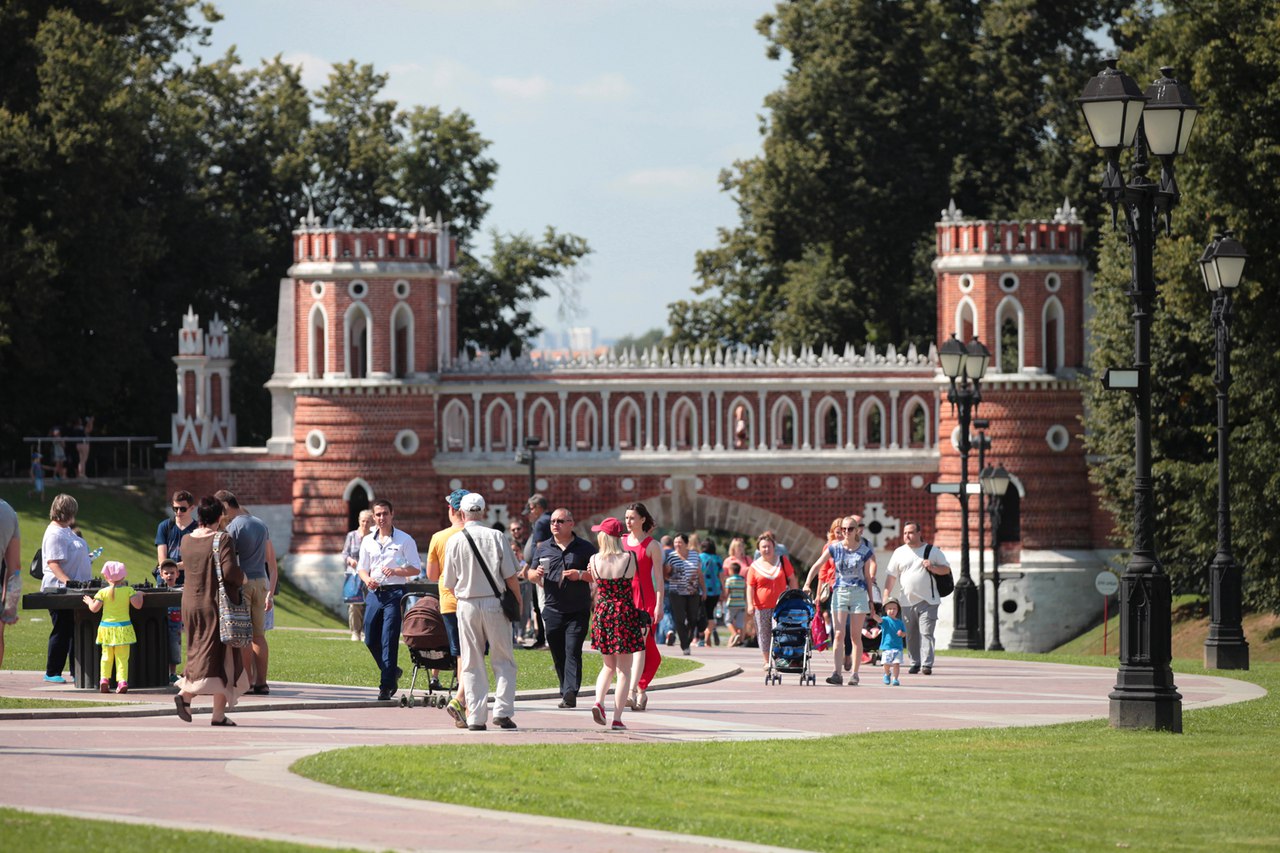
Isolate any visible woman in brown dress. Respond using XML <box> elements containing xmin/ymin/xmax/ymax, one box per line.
<box><xmin>174</xmin><ymin>496</ymin><xmax>248</xmax><ymax>725</ymax></box>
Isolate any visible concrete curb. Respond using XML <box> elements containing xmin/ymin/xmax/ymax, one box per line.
<box><xmin>0</xmin><ymin>658</ymin><xmax>741</xmax><ymax>720</ymax></box>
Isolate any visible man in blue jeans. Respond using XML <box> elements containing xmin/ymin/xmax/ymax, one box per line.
<box><xmin>356</xmin><ymin>499</ymin><xmax>422</xmax><ymax>700</ymax></box>
<box><xmin>529</xmin><ymin>508</ymin><xmax>596</xmax><ymax>708</ymax></box>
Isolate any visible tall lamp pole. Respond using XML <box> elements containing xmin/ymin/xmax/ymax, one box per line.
<box><xmin>973</xmin><ymin>418</ymin><xmax>992</xmax><ymax>647</ymax></box>
<box><xmin>1078</xmin><ymin>59</ymin><xmax>1201</xmax><ymax>731</ymax></box>
<box><xmin>980</xmin><ymin>464</ymin><xmax>1021</xmax><ymax>651</ymax></box>
<box><xmin>938</xmin><ymin>333</ymin><xmax>990</xmax><ymax>650</ymax></box>
<box><xmin>1198</xmin><ymin>230</ymin><xmax>1250</xmax><ymax>670</ymax></box>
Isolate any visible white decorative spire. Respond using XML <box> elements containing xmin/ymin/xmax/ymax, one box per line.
<box><xmin>940</xmin><ymin>198</ymin><xmax>965</xmax><ymax>222</ymax></box>
<box><xmin>178</xmin><ymin>305</ymin><xmax>203</xmax><ymax>355</ymax></box>
<box><xmin>1052</xmin><ymin>197</ymin><xmax>1079</xmax><ymax>224</ymax></box>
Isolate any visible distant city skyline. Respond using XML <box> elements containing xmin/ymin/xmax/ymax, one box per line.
<box><xmin>200</xmin><ymin>0</ymin><xmax>783</xmax><ymax>340</ymax></box>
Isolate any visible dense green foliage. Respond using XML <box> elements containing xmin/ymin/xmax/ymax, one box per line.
<box><xmin>1082</xmin><ymin>0</ymin><xmax>1280</xmax><ymax>612</ymax></box>
<box><xmin>669</xmin><ymin>0</ymin><xmax>1126</xmax><ymax>349</ymax></box>
<box><xmin>0</xmin><ymin>0</ymin><xmax>588</xmax><ymax>461</ymax></box>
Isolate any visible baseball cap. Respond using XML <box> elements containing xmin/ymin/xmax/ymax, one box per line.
<box><xmin>590</xmin><ymin>517</ymin><xmax>624</xmax><ymax>538</ymax></box>
<box><xmin>446</xmin><ymin>488</ymin><xmax>470</xmax><ymax>510</ymax></box>
<box><xmin>460</xmin><ymin>492</ymin><xmax>486</xmax><ymax>512</ymax></box>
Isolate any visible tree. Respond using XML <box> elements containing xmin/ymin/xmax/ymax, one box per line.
<box><xmin>1082</xmin><ymin>0</ymin><xmax>1280</xmax><ymax>612</ymax></box>
<box><xmin>0</xmin><ymin>5</ymin><xmax>588</xmax><ymax>459</ymax></box>
<box><xmin>670</xmin><ymin>0</ymin><xmax>1126</xmax><ymax>351</ymax></box>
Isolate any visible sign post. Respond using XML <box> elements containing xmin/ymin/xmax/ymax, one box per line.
<box><xmin>1095</xmin><ymin>570</ymin><xmax>1120</xmax><ymax>655</ymax></box>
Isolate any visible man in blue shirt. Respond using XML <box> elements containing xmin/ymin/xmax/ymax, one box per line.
<box><xmin>216</xmin><ymin>490</ymin><xmax>278</xmax><ymax>695</ymax></box>
<box><xmin>154</xmin><ymin>490</ymin><xmax>197</xmax><ymax>582</ymax></box>
<box><xmin>529</xmin><ymin>507</ymin><xmax>596</xmax><ymax>708</ymax></box>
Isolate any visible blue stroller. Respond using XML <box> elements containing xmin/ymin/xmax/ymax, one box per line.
<box><xmin>766</xmin><ymin>589</ymin><xmax>817</xmax><ymax>686</ymax></box>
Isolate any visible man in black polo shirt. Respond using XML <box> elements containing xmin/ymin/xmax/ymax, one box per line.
<box><xmin>529</xmin><ymin>507</ymin><xmax>596</xmax><ymax>708</ymax></box>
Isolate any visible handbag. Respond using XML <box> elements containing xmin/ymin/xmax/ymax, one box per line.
<box><xmin>343</xmin><ymin>572</ymin><xmax>366</xmax><ymax>603</ymax></box>
<box><xmin>817</xmin><ymin>581</ymin><xmax>832</xmax><ymax>604</ymax></box>
<box><xmin>462</xmin><ymin>529</ymin><xmax>521</xmax><ymax>622</ymax></box>
<box><xmin>924</xmin><ymin>544</ymin><xmax>955</xmax><ymax>598</ymax></box>
<box><xmin>212</xmin><ymin>532</ymin><xmax>253</xmax><ymax>648</ymax></box>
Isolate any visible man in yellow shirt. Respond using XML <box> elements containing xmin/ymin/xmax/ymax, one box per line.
<box><xmin>427</xmin><ymin>489</ymin><xmax>470</xmax><ymax>727</ymax></box>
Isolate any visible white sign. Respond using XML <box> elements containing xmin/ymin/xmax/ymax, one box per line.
<box><xmin>1095</xmin><ymin>571</ymin><xmax>1119</xmax><ymax>596</ymax></box>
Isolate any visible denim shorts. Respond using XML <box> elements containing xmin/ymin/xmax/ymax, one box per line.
<box><xmin>831</xmin><ymin>585</ymin><xmax>871</xmax><ymax>615</ymax></box>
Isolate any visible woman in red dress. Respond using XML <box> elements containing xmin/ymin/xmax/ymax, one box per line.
<box><xmin>587</xmin><ymin>518</ymin><xmax>646</xmax><ymax>730</ymax></box>
<box><xmin>622</xmin><ymin>502</ymin><xmax>663</xmax><ymax>711</ymax></box>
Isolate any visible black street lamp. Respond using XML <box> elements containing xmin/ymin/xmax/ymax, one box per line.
<box><xmin>1078</xmin><ymin>59</ymin><xmax>1201</xmax><ymax>731</ymax></box>
<box><xmin>1198</xmin><ymin>230</ymin><xmax>1250</xmax><ymax>670</ymax></box>
<box><xmin>515</xmin><ymin>435</ymin><xmax>542</xmax><ymax>498</ymax></box>
<box><xmin>939</xmin><ymin>332</ymin><xmax>990</xmax><ymax>650</ymax></box>
<box><xmin>980</xmin><ymin>463</ymin><xmax>1021</xmax><ymax>652</ymax></box>
<box><xmin>973</xmin><ymin>418</ymin><xmax>992</xmax><ymax>647</ymax></box>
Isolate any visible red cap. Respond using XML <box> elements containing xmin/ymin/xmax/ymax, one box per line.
<box><xmin>590</xmin><ymin>517</ymin><xmax>624</xmax><ymax>538</ymax></box>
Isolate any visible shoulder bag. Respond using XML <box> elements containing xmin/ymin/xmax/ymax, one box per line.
<box><xmin>462</xmin><ymin>529</ymin><xmax>521</xmax><ymax>622</ymax></box>
<box><xmin>924</xmin><ymin>543</ymin><xmax>955</xmax><ymax>598</ymax></box>
<box><xmin>212</xmin><ymin>532</ymin><xmax>253</xmax><ymax>648</ymax></box>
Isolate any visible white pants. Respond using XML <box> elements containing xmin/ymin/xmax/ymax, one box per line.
<box><xmin>457</xmin><ymin>597</ymin><xmax>517</xmax><ymax>725</ymax></box>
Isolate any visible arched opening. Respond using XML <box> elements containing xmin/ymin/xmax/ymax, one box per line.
<box><xmin>345</xmin><ymin>479</ymin><xmax>372</xmax><ymax>534</ymax></box>
<box><xmin>955</xmin><ymin>297</ymin><xmax>978</xmax><ymax>343</ymax></box>
<box><xmin>442</xmin><ymin>400</ymin><xmax>469</xmax><ymax>452</ymax></box>
<box><xmin>345</xmin><ymin>303</ymin><xmax>372</xmax><ymax>379</ymax></box>
<box><xmin>1042</xmin><ymin>296</ymin><xmax>1064</xmax><ymax>374</ymax></box>
<box><xmin>183</xmin><ymin>371</ymin><xmax>197</xmax><ymax>419</ymax></box>
<box><xmin>485</xmin><ymin>399</ymin><xmax>512</xmax><ymax>452</ymax></box>
<box><xmin>727</xmin><ymin>396</ymin><xmax>753</xmax><ymax>450</ymax></box>
<box><xmin>391</xmin><ymin>304</ymin><xmax>413</xmax><ymax>378</ymax></box>
<box><xmin>994</xmin><ymin>296</ymin><xmax>1024</xmax><ymax>374</ymax></box>
<box><xmin>815</xmin><ymin>396</ymin><xmax>841</xmax><ymax>449</ymax></box>
<box><xmin>614</xmin><ymin>397</ymin><xmax>642</xmax><ymax>450</ymax></box>
<box><xmin>308</xmin><ymin>305</ymin><xmax>327</xmax><ymax>379</ymax></box>
<box><xmin>771</xmin><ymin>397</ymin><xmax>798</xmax><ymax>450</ymax></box>
<box><xmin>527</xmin><ymin>399</ymin><xmax>555</xmax><ymax>451</ymax></box>
<box><xmin>996</xmin><ymin>487</ymin><xmax>1021</xmax><ymax>542</ymax></box>
<box><xmin>572</xmin><ymin>398</ymin><xmax>599</xmax><ymax>451</ymax></box>
<box><xmin>210</xmin><ymin>374</ymin><xmax>223</xmax><ymax>420</ymax></box>
<box><xmin>860</xmin><ymin>398</ymin><xmax>885</xmax><ymax>449</ymax></box>
<box><xmin>903</xmin><ymin>396</ymin><xmax>929</xmax><ymax>448</ymax></box>
<box><xmin>670</xmin><ymin>397</ymin><xmax>698</xmax><ymax>451</ymax></box>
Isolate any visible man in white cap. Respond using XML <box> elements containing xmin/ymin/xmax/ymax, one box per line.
<box><xmin>442</xmin><ymin>493</ymin><xmax>521</xmax><ymax>731</ymax></box>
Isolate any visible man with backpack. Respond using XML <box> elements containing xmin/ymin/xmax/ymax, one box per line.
<box><xmin>883</xmin><ymin>522</ymin><xmax>952</xmax><ymax>676</ymax></box>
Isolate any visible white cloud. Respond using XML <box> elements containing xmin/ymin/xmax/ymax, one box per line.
<box><xmin>280</xmin><ymin>51</ymin><xmax>333</xmax><ymax>93</ymax></box>
<box><xmin>491</xmin><ymin>75</ymin><xmax>552</xmax><ymax>100</ymax></box>
<box><xmin>610</xmin><ymin>167</ymin><xmax>717</xmax><ymax>196</ymax></box>
<box><xmin>572</xmin><ymin>73</ymin><xmax>633</xmax><ymax>101</ymax></box>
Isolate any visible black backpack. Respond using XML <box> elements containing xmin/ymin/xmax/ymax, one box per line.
<box><xmin>925</xmin><ymin>544</ymin><xmax>955</xmax><ymax>598</ymax></box>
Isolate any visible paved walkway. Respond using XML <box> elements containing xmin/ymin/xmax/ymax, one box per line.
<box><xmin>0</xmin><ymin>645</ymin><xmax>1264</xmax><ymax>852</ymax></box>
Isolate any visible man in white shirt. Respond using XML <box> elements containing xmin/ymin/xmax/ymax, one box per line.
<box><xmin>883</xmin><ymin>521</ymin><xmax>951</xmax><ymax>675</ymax></box>
<box><xmin>442</xmin><ymin>493</ymin><xmax>521</xmax><ymax>731</ymax></box>
<box><xmin>357</xmin><ymin>499</ymin><xmax>422</xmax><ymax>701</ymax></box>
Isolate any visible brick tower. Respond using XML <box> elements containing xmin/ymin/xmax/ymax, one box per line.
<box><xmin>932</xmin><ymin>199</ymin><xmax>1104</xmax><ymax>635</ymax></box>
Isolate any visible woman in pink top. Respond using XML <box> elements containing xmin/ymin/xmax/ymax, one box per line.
<box><xmin>747</xmin><ymin>531</ymin><xmax>797</xmax><ymax>671</ymax></box>
<box><xmin>622</xmin><ymin>502</ymin><xmax>664</xmax><ymax>711</ymax></box>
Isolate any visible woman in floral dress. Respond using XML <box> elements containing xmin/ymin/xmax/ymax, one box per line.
<box><xmin>587</xmin><ymin>517</ymin><xmax>645</xmax><ymax>730</ymax></box>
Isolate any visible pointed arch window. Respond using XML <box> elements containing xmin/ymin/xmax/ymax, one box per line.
<box><xmin>670</xmin><ymin>397</ymin><xmax>698</xmax><ymax>451</ymax></box>
<box><xmin>614</xmin><ymin>397</ymin><xmax>642</xmax><ymax>450</ymax></box>
<box><xmin>527</xmin><ymin>399</ymin><xmax>555</xmax><ymax>451</ymax></box>
<box><xmin>814</xmin><ymin>396</ymin><xmax>842</xmax><ymax>449</ymax></box>
<box><xmin>994</xmin><ymin>296</ymin><xmax>1025</xmax><ymax>374</ymax></box>
<box><xmin>344</xmin><ymin>303</ymin><xmax>373</xmax><ymax>378</ymax></box>
<box><xmin>308</xmin><ymin>305</ymin><xmax>328</xmax><ymax>380</ymax></box>
<box><xmin>1042</xmin><ymin>296</ymin><xmax>1065</xmax><ymax>374</ymax></box>
<box><xmin>442</xmin><ymin>400</ymin><xmax>469</xmax><ymax>452</ymax></box>
<box><xmin>572</xmin><ymin>399</ymin><xmax>599</xmax><ymax>451</ymax></box>
<box><xmin>485</xmin><ymin>399</ymin><xmax>513</xmax><ymax>452</ymax></box>
<box><xmin>770</xmin><ymin>397</ymin><xmax>798</xmax><ymax>450</ymax></box>
<box><xmin>859</xmin><ymin>398</ymin><xmax>885</xmax><ymax>449</ymax></box>
<box><xmin>391</xmin><ymin>304</ymin><xmax>414</xmax><ymax>379</ymax></box>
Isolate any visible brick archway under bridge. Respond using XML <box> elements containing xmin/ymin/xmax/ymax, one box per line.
<box><xmin>589</xmin><ymin>492</ymin><xmax>827</xmax><ymax>566</ymax></box>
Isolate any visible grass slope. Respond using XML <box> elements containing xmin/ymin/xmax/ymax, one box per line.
<box><xmin>294</xmin><ymin>656</ymin><xmax>1279</xmax><ymax>852</ymax></box>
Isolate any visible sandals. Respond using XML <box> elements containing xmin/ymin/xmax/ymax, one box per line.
<box><xmin>637</xmin><ymin>691</ymin><xmax>648</xmax><ymax>711</ymax></box>
<box><xmin>210</xmin><ymin>717</ymin><xmax>237</xmax><ymax>726</ymax></box>
<box><xmin>174</xmin><ymin>695</ymin><xmax>192</xmax><ymax>723</ymax></box>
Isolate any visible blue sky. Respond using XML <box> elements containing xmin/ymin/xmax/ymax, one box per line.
<box><xmin>200</xmin><ymin>0</ymin><xmax>784</xmax><ymax>343</ymax></box>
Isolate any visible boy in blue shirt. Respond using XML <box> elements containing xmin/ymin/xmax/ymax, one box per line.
<box><xmin>879</xmin><ymin>598</ymin><xmax>907</xmax><ymax>686</ymax></box>
<box><xmin>158</xmin><ymin>559</ymin><xmax>184</xmax><ymax>683</ymax></box>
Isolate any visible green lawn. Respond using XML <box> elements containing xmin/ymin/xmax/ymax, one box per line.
<box><xmin>0</xmin><ymin>807</ymin><xmax>357</xmax><ymax>852</ymax></box>
<box><xmin>294</xmin><ymin>655</ymin><xmax>1280</xmax><ymax>852</ymax></box>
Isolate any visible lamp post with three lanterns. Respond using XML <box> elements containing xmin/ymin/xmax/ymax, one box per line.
<box><xmin>1077</xmin><ymin>58</ymin><xmax>1202</xmax><ymax>731</ymax></box>
<box><xmin>937</xmin><ymin>333</ymin><xmax>990</xmax><ymax>650</ymax></box>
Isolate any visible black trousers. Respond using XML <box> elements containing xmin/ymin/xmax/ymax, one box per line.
<box><xmin>46</xmin><ymin>609</ymin><xmax>75</xmax><ymax>677</ymax></box>
<box><xmin>669</xmin><ymin>592</ymin><xmax>702</xmax><ymax>651</ymax></box>
<box><xmin>542</xmin><ymin>606</ymin><xmax>589</xmax><ymax>698</ymax></box>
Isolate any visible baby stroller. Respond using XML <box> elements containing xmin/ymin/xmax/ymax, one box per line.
<box><xmin>766</xmin><ymin>589</ymin><xmax>817</xmax><ymax>686</ymax></box>
<box><xmin>399</xmin><ymin>592</ymin><xmax>456</xmax><ymax>708</ymax></box>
